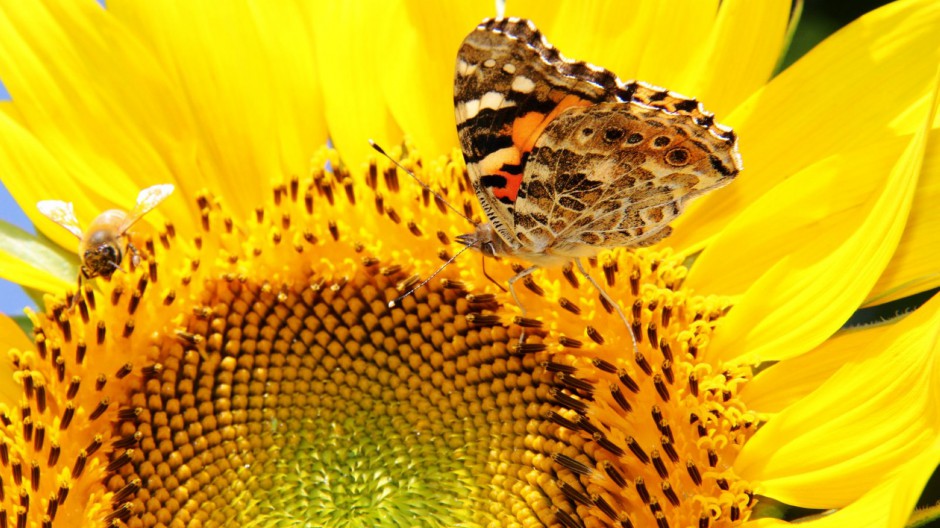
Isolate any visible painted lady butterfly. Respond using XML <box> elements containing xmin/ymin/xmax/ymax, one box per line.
<box><xmin>453</xmin><ymin>18</ymin><xmax>742</xmax><ymax>344</ymax></box>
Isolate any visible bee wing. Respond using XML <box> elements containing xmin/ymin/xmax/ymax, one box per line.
<box><xmin>120</xmin><ymin>184</ymin><xmax>175</xmax><ymax>232</ymax></box>
<box><xmin>36</xmin><ymin>200</ymin><xmax>84</xmax><ymax>239</ymax></box>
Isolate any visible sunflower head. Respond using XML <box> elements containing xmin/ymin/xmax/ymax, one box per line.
<box><xmin>0</xmin><ymin>142</ymin><xmax>763</xmax><ymax>527</ymax></box>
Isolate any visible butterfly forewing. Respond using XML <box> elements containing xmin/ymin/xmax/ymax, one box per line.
<box><xmin>455</xmin><ymin>19</ymin><xmax>625</xmax><ymax>247</ymax></box>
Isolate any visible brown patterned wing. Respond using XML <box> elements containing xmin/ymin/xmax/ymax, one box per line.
<box><xmin>511</xmin><ymin>102</ymin><xmax>741</xmax><ymax>259</ymax></box>
<box><xmin>454</xmin><ymin>17</ymin><xmax>738</xmax><ymax>253</ymax></box>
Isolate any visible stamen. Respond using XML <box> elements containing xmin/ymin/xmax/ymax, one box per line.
<box><xmin>557</xmin><ymin>479</ymin><xmax>591</xmax><ymax>506</ymax></box>
<box><xmin>707</xmin><ymin>449</ymin><xmax>718</xmax><ymax>467</ymax></box>
<box><xmin>59</xmin><ymin>404</ymin><xmax>74</xmax><ymax>431</ymax></box>
<box><xmin>586</xmin><ymin>326</ymin><xmax>604</xmax><ymax>344</ymax></box>
<box><xmin>29</xmin><ymin>461</ymin><xmax>38</xmax><ymax>492</ymax></box>
<box><xmin>651</xmin><ymin>451</ymin><xmax>668</xmax><ymax>478</ymax></box>
<box><xmin>562</xmin><ymin>263</ymin><xmax>579</xmax><ymax>288</ymax></box>
<box><xmin>595</xmin><ymin>434</ymin><xmax>626</xmax><ymax>457</ymax></box>
<box><xmin>88</xmin><ymin>399</ymin><xmax>109</xmax><ymax>421</ymax></box>
<box><xmin>653</xmin><ymin>375</ymin><xmax>670</xmax><ymax>401</ymax></box>
<box><xmin>659</xmin><ymin>435</ymin><xmax>679</xmax><ymax>464</ymax></box>
<box><xmin>626</xmin><ymin>437</ymin><xmax>650</xmax><ymax>464</ymax></box>
<box><xmin>591</xmin><ymin>357</ymin><xmax>617</xmax><ymax>373</ymax></box>
<box><xmin>687</xmin><ymin>461</ymin><xmax>703</xmax><ymax>485</ymax></box>
<box><xmin>635</xmin><ymin>477</ymin><xmax>650</xmax><ymax>503</ymax></box>
<box><xmin>609</xmin><ymin>384</ymin><xmax>632</xmax><ymax>413</ymax></box>
<box><xmin>635</xmin><ymin>352</ymin><xmax>652</xmax><ymax>375</ymax></box>
<box><xmin>105</xmin><ymin>449</ymin><xmax>133</xmax><ymax>472</ymax></box>
<box><xmin>558</xmin><ymin>297</ymin><xmax>581</xmax><ymax>314</ymax></box>
<box><xmin>550</xmin><ymin>453</ymin><xmax>593</xmax><ymax>476</ymax></box>
<box><xmin>75</xmin><ymin>339</ymin><xmax>88</xmax><ymax>365</ymax></box>
<box><xmin>115</xmin><ymin>363</ymin><xmax>133</xmax><ymax>379</ymax></box>
<box><xmin>513</xmin><ymin>316</ymin><xmax>543</xmax><ymax>328</ymax></box>
<box><xmin>618</xmin><ymin>370</ymin><xmax>640</xmax><ymax>393</ymax></box>
<box><xmin>32</xmin><ymin>424</ymin><xmax>43</xmax><ymax>452</ymax></box>
<box><xmin>111</xmin><ymin>479</ymin><xmax>141</xmax><ymax>504</ymax></box>
<box><xmin>522</xmin><ymin>275</ymin><xmax>544</xmax><ymax>296</ymax></box>
<box><xmin>85</xmin><ymin>436</ymin><xmax>103</xmax><ymax>457</ymax></box>
<box><xmin>46</xmin><ymin>443</ymin><xmax>59</xmax><ymax>467</ymax></box>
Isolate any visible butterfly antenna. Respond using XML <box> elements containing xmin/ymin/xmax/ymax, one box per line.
<box><xmin>369</xmin><ymin>140</ymin><xmax>477</xmax><ymax>226</ymax></box>
<box><xmin>388</xmin><ymin>243</ymin><xmax>476</xmax><ymax>308</ymax></box>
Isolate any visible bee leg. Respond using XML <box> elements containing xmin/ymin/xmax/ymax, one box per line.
<box><xmin>575</xmin><ymin>258</ymin><xmax>638</xmax><ymax>355</ymax></box>
<box><xmin>126</xmin><ymin>242</ymin><xmax>141</xmax><ymax>270</ymax></box>
<box><xmin>69</xmin><ymin>269</ymin><xmax>90</xmax><ymax>309</ymax></box>
<box><xmin>67</xmin><ymin>273</ymin><xmax>82</xmax><ymax>309</ymax></box>
<box><xmin>507</xmin><ymin>265</ymin><xmax>539</xmax><ymax>345</ymax></box>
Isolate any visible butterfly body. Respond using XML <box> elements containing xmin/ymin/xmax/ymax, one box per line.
<box><xmin>454</xmin><ymin>18</ymin><xmax>741</xmax><ymax>267</ymax></box>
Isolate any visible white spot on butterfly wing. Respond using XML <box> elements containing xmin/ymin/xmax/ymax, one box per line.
<box><xmin>456</xmin><ymin>59</ymin><xmax>478</xmax><ymax>77</ymax></box>
<box><xmin>511</xmin><ymin>76</ymin><xmax>535</xmax><ymax>94</ymax></box>
<box><xmin>456</xmin><ymin>91</ymin><xmax>517</xmax><ymax>121</ymax></box>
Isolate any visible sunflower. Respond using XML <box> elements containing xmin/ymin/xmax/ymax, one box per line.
<box><xmin>0</xmin><ymin>1</ymin><xmax>938</xmax><ymax>527</ymax></box>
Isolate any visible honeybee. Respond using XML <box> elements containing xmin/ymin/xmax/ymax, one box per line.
<box><xmin>38</xmin><ymin>184</ymin><xmax>175</xmax><ymax>282</ymax></box>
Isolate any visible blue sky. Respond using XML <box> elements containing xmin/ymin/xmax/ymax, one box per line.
<box><xmin>0</xmin><ymin>182</ymin><xmax>38</xmax><ymax>315</ymax></box>
<box><xmin>1</xmin><ymin>78</ymin><xmax>40</xmax><ymax>314</ymax></box>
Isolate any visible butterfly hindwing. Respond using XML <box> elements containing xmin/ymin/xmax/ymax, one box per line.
<box><xmin>512</xmin><ymin>102</ymin><xmax>739</xmax><ymax>256</ymax></box>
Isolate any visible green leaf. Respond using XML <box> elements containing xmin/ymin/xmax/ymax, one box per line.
<box><xmin>0</xmin><ymin>218</ymin><xmax>78</xmax><ymax>286</ymax></box>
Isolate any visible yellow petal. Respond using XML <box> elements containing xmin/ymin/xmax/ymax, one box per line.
<box><xmin>740</xmin><ymin>323</ymin><xmax>892</xmax><ymax>414</ymax></box>
<box><xmin>0</xmin><ymin>312</ymin><xmax>32</xmax><ymax>352</ymax></box>
<box><xmin>706</xmin><ymin>71</ymin><xmax>936</xmax><ymax>364</ymax></box>
<box><xmin>735</xmin><ymin>292</ymin><xmax>940</xmax><ymax>507</ymax></box>
<box><xmin>687</xmin><ymin>134</ymin><xmax>907</xmax><ymax>297</ymax></box>
<box><xmin>669</xmin><ymin>0</ymin><xmax>940</xmax><ymax>251</ymax></box>
<box><xmin>313</xmin><ymin>1</ymin><xmax>401</xmax><ymax>170</ymax></box>
<box><xmin>801</xmin><ymin>444</ymin><xmax>940</xmax><ymax>528</ymax></box>
<box><xmin>381</xmin><ymin>2</ymin><xmax>492</xmax><ymax>160</ymax></box>
<box><xmin>679</xmin><ymin>0</ymin><xmax>793</xmax><ymax>117</ymax></box>
<box><xmin>0</xmin><ymin>3</ymin><xmax>193</xmax><ymax>232</ymax></box>
<box><xmin>535</xmin><ymin>1</ymin><xmax>719</xmax><ymax>90</ymax></box>
<box><xmin>866</xmin><ymin>131</ymin><xmax>940</xmax><ymax>305</ymax></box>
<box><xmin>110</xmin><ymin>1</ymin><xmax>327</xmax><ymax>218</ymax></box>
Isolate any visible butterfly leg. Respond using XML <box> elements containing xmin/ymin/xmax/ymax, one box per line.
<box><xmin>507</xmin><ymin>265</ymin><xmax>539</xmax><ymax>344</ymax></box>
<box><xmin>575</xmin><ymin>258</ymin><xmax>639</xmax><ymax>355</ymax></box>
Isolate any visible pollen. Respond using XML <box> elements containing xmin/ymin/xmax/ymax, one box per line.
<box><xmin>0</xmin><ymin>144</ymin><xmax>758</xmax><ymax>527</ymax></box>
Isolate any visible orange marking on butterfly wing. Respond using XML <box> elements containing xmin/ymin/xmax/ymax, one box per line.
<box><xmin>513</xmin><ymin>95</ymin><xmax>593</xmax><ymax>153</ymax></box>
<box><xmin>484</xmin><ymin>95</ymin><xmax>595</xmax><ymax>203</ymax></box>
<box><xmin>478</xmin><ymin>146</ymin><xmax>524</xmax><ymax>202</ymax></box>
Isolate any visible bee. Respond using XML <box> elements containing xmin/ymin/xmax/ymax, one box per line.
<box><xmin>38</xmin><ymin>184</ymin><xmax>175</xmax><ymax>283</ymax></box>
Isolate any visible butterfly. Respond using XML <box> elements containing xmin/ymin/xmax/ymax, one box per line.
<box><xmin>452</xmin><ymin>18</ymin><xmax>742</xmax><ymax>344</ymax></box>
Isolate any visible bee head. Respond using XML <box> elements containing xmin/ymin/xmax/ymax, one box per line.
<box><xmin>82</xmin><ymin>243</ymin><xmax>122</xmax><ymax>279</ymax></box>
